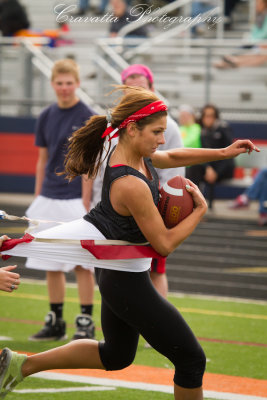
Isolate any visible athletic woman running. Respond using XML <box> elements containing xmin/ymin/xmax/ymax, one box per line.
<box><xmin>0</xmin><ymin>86</ymin><xmax>259</xmax><ymax>400</ymax></box>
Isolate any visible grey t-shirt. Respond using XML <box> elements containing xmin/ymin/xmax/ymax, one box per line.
<box><xmin>155</xmin><ymin>115</ymin><xmax>185</xmax><ymax>186</ymax></box>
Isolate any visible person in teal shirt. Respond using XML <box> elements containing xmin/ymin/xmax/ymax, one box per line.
<box><xmin>215</xmin><ymin>0</ymin><xmax>267</xmax><ymax>69</ymax></box>
<box><xmin>252</xmin><ymin>0</ymin><xmax>267</xmax><ymax>40</ymax></box>
<box><xmin>178</xmin><ymin>105</ymin><xmax>201</xmax><ymax>149</ymax></box>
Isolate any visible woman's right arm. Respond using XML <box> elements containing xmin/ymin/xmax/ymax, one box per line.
<box><xmin>111</xmin><ymin>176</ymin><xmax>207</xmax><ymax>256</ymax></box>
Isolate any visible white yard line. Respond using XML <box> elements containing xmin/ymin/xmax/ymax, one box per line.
<box><xmin>21</xmin><ymin>279</ymin><xmax>267</xmax><ymax>305</ymax></box>
<box><xmin>0</xmin><ymin>336</ymin><xmax>13</xmax><ymax>341</ymax></box>
<box><xmin>14</xmin><ymin>386</ymin><xmax>115</xmax><ymax>393</ymax></box>
<box><xmin>32</xmin><ymin>371</ymin><xmax>267</xmax><ymax>400</ymax></box>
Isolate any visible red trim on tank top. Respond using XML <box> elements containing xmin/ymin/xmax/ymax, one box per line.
<box><xmin>111</xmin><ymin>164</ymin><xmax>126</xmax><ymax>168</ymax></box>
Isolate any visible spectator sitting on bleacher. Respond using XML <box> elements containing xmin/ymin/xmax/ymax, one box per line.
<box><xmin>224</xmin><ymin>0</ymin><xmax>240</xmax><ymax>30</ymax></box>
<box><xmin>75</xmin><ymin>0</ymin><xmax>90</xmax><ymax>16</ymax></box>
<box><xmin>228</xmin><ymin>168</ymin><xmax>267</xmax><ymax>226</ymax></box>
<box><xmin>74</xmin><ymin>0</ymin><xmax>107</xmax><ymax>16</ymax></box>
<box><xmin>0</xmin><ymin>0</ymin><xmax>69</xmax><ymax>47</ymax></box>
<box><xmin>109</xmin><ymin>0</ymin><xmax>148</xmax><ymax>37</ymax></box>
<box><xmin>186</xmin><ymin>104</ymin><xmax>235</xmax><ymax>206</ymax></box>
<box><xmin>0</xmin><ymin>0</ymin><xmax>30</xmax><ymax>36</ymax></box>
<box><xmin>178</xmin><ymin>104</ymin><xmax>203</xmax><ymax>185</ymax></box>
<box><xmin>178</xmin><ymin>104</ymin><xmax>201</xmax><ymax>148</ymax></box>
<box><xmin>215</xmin><ymin>0</ymin><xmax>267</xmax><ymax>69</ymax></box>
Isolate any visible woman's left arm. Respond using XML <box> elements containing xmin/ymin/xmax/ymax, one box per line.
<box><xmin>151</xmin><ymin>139</ymin><xmax>260</xmax><ymax>169</ymax></box>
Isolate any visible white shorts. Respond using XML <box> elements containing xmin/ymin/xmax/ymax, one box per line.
<box><xmin>25</xmin><ymin>195</ymin><xmax>93</xmax><ymax>272</ymax></box>
<box><xmin>4</xmin><ymin>218</ymin><xmax>151</xmax><ymax>273</ymax></box>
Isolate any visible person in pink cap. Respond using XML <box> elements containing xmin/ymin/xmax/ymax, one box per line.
<box><xmin>120</xmin><ymin>64</ymin><xmax>155</xmax><ymax>87</ymax></box>
<box><xmin>121</xmin><ymin>63</ymin><xmax>185</xmax><ymax>299</ymax></box>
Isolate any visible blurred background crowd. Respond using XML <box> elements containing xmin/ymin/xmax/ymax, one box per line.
<box><xmin>0</xmin><ymin>0</ymin><xmax>267</xmax><ymax>310</ymax></box>
<box><xmin>1</xmin><ymin>0</ymin><xmax>266</xmax><ymax>217</ymax></box>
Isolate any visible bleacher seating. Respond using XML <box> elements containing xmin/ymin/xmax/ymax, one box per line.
<box><xmin>205</xmin><ymin>122</ymin><xmax>267</xmax><ymax>207</ymax></box>
<box><xmin>1</xmin><ymin>0</ymin><xmax>265</xmax><ymax>117</ymax></box>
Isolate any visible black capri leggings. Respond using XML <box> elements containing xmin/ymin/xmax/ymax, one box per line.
<box><xmin>95</xmin><ymin>268</ymin><xmax>206</xmax><ymax>389</ymax></box>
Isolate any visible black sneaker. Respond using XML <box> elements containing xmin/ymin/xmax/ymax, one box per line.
<box><xmin>28</xmin><ymin>311</ymin><xmax>67</xmax><ymax>341</ymax></box>
<box><xmin>72</xmin><ymin>314</ymin><xmax>95</xmax><ymax>340</ymax></box>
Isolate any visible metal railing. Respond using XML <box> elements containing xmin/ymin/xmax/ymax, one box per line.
<box><xmin>94</xmin><ymin>36</ymin><xmax>267</xmax><ymax>121</ymax></box>
<box><xmin>0</xmin><ymin>37</ymin><xmax>104</xmax><ymax>116</ymax></box>
<box><xmin>122</xmin><ymin>6</ymin><xmax>222</xmax><ymax>61</ymax></box>
<box><xmin>95</xmin><ymin>38</ymin><xmax>169</xmax><ymax>105</ymax></box>
<box><xmin>1</xmin><ymin>30</ymin><xmax>266</xmax><ymax>121</ymax></box>
<box><xmin>117</xmin><ymin>0</ymin><xmax>224</xmax><ymax>40</ymax></box>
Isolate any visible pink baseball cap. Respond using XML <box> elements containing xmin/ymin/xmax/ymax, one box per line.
<box><xmin>121</xmin><ymin>64</ymin><xmax>154</xmax><ymax>84</ymax></box>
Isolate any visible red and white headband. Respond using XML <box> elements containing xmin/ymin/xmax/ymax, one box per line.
<box><xmin>102</xmin><ymin>100</ymin><xmax>168</xmax><ymax>141</ymax></box>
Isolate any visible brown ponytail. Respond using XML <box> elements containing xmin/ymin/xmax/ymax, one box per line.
<box><xmin>64</xmin><ymin>85</ymin><xmax>166</xmax><ymax>180</ymax></box>
<box><xmin>64</xmin><ymin>115</ymin><xmax>110</xmax><ymax>180</ymax></box>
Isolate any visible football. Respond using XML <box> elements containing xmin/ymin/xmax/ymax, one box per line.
<box><xmin>158</xmin><ymin>176</ymin><xmax>194</xmax><ymax>228</ymax></box>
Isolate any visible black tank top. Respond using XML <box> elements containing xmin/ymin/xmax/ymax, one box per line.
<box><xmin>84</xmin><ymin>147</ymin><xmax>159</xmax><ymax>243</ymax></box>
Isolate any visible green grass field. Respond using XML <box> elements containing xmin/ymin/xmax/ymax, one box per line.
<box><xmin>0</xmin><ymin>280</ymin><xmax>267</xmax><ymax>399</ymax></box>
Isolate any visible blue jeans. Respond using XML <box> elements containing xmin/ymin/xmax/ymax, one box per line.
<box><xmin>192</xmin><ymin>1</ymin><xmax>213</xmax><ymax>17</ymax></box>
<box><xmin>191</xmin><ymin>1</ymin><xmax>214</xmax><ymax>34</ymax></box>
<box><xmin>246</xmin><ymin>168</ymin><xmax>267</xmax><ymax>213</ymax></box>
<box><xmin>100</xmin><ymin>0</ymin><xmax>108</xmax><ymax>13</ymax></box>
<box><xmin>79</xmin><ymin>0</ymin><xmax>89</xmax><ymax>11</ymax></box>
